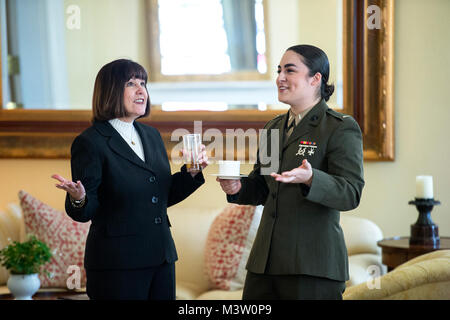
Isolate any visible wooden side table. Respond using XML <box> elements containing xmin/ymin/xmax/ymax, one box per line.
<box><xmin>377</xmin><ymin>236</ymin><xmax>450</xmax><ymax>271</ymax></box>
<box><xmin>0</xmin><ymin>290</ymin><xmax>88</xmax><ymax>300</ymax></box>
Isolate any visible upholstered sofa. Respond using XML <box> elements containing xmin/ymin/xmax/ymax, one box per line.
<box><xmin>170</xmin><ymin>206</ymin><xmax>386</xmax><ymax>299</ymax></box>
<box><xmin>343</xmin><ymin>249</ymin><xmax>450</xmax><ymax>300</ymax></box>
<box><xmin>0</xmin><ymin>194</ymin><xmax>386</xmax><ymax>299</ymax></box>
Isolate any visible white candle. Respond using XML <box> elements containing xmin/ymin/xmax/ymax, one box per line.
<box><xmin>416</xmin><ymin>175</ymin><xmax>433</xmax><ymax>199</ymax></box>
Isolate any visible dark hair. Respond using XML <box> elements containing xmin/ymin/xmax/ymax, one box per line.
<box><xmin>92</xmin><ymin>59</ymin><xmax>150</xmax><ymax>122</ymax></box>
<box><xmin>287</xmin><ymin>44</ymin><xmax>335</xmax><ymax>102</ymax></box>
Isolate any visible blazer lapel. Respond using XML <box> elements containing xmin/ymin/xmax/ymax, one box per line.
<box><xmin>134</xmin><ymin>121</ymin><xmax>155</xmax><ymax>171</ymax></box>
<box><xmin>277</xmin><ymin>112</ymin><xmax>289</xmax><ymax>159</ymax></box>
<box><xmin>94</xmin><ymin>121</ymin><xmax>152</xmax><ymax>172</ymax></box>
<box><xmin>283</xmin><ymin>100</ymin><xmax>327</xmax><ymax>150</ymax></box>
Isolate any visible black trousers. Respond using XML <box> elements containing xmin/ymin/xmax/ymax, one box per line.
<box><xmin>86</xmin><ymin>262</ymin><xmax>175</xmax><ymax>300</ymax></box>
<box><xmin>242</xmin><ymin>271</ymin><xmax>346</xmax><ymax>300</ymax></box>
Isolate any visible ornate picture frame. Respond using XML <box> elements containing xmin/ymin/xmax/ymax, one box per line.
<box><xmin>0</xmin><ymin>0</ymin><xmax>394</xmax><ymax>161</ymax></box>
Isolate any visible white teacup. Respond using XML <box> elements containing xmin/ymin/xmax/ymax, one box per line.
<box><xmin>218</xmin><ymin>160</ymin><xmax>241</xmax><ymax>177</ymax></box>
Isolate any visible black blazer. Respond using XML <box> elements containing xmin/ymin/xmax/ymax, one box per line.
<box><xmin>65</xmin><ymin>120</ymin><xmax>204</xmax><ymax>270</ymax></box>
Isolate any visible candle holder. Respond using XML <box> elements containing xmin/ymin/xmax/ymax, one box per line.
<box><xmin>408</xmin><ymin>198</ymin><xmax>441</xmax><ymax>247</ymax></box>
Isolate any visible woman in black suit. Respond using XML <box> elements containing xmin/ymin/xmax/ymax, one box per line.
<box><xmin>52</xmin><ymin>59</ymin><xmax>208</xmax><ymax>300</ymax></box>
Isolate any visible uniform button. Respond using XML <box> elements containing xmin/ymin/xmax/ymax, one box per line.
<box><xmin>152</xmin><ymin>196</ymin><xmax>158</xmax><ymax>204</ymax></box>
<box><xmin>154</xmin><ymin>217</ymin><xmax>162</xmax><ymax>224</ymax></box>
<box><xmin>271</xmin><ymin>192</ymin><xmax>276</xmax><ymax>198</ymax></box>
<box><xmin>149</xmin><ymin>176</ymin><xmax>156</xmax><ymax>183</ymax></box>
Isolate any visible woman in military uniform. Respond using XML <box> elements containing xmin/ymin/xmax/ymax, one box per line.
<box><xmin>217</xmin><ymin>44</ymin><xmax>365</xmax><ymax>300</ymax></box>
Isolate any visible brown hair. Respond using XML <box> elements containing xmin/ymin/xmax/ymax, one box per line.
<box><xmin>92</xmin><ymin>59</ymin><xmax>150</xmax><ymax>121</ymax></box>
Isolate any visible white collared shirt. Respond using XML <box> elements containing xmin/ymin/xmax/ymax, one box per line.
<box><xmin>109</xmin><ymin>119</ymin><xmax>145</xmax><ymax>162</ymax></box>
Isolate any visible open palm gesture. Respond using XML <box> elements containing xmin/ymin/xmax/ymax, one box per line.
<box><xmin>51</xmin><ymin>174</ymin><xmax>86</xmax><ymax>200</ymax></box>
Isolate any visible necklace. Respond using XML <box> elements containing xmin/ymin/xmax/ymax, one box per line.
<box><xmin>130</xmin><ymin>127</ymin><xmax>135</xmax><ymax>145</ymax></box>
<box><xmin>120</xmin><ymin>122</ymin><xmax>136</xmax><ymax>145</ymax></box>
<box><xmin>110</xmin><ymin>119</ymin><xmax>136</xmax><ymax>146</ymax></box>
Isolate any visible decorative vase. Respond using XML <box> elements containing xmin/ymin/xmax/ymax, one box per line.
<box><xmin>7</xmin><ymin>273</ymin><xmax>41</xmax><ymax>300</ymax></box>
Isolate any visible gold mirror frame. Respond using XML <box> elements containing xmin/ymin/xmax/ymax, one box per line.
<box><xmin>0</xmin><ymin>0</ymin><xmax>394</xmax><ymax>161</ymax></box>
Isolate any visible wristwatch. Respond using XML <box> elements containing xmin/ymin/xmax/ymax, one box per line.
<box><xmin>70</xmin><ymin>195</ymin><xmax>86</xmax><ymax>208</ymax></box>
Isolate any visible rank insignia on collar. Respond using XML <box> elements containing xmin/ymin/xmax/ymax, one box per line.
<box><xmin>296</xmin><ymin>141</ymin><xmax>317</xmax><ymax>157</ymax></box>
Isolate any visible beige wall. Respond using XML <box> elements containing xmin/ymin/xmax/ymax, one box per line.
<box><xmin>267</xmin><ymin>0</ymin><xmax>342</xmax><ymax>108</ymax></box>
<box><xmin>64</xmin><ymin>0</ymin><xmax>149</xmax><ymax>109</ymax></box>
<box><xmin>352</xmin><ymin>0</ymin><xmax>450</xmax><ymax>237</ymax></box>
<box><xmin>296</xmin><ymin>0</ymin><xmax>342</xmax><ymax>108</ymax></box>
<box><xmin>1</xmin><ymin>0</ymin><xmax>450</xmax><ymax>239</ymax></box>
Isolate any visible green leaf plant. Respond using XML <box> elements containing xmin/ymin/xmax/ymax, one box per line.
<box><xmin>0</xmin><ymin>235</ymin><xmax>52</xmax><ymax>275</ymax></box>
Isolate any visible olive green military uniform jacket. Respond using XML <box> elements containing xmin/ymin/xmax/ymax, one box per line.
<box><xmin>228</xmin><ymin>99</ymin><xmax>364</xmax><ymax>281</ymax></box>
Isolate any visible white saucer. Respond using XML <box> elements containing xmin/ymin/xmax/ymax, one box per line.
<box><xmin>210</xmin><ymin>174</ymin><xmax>248</xmax><ymax>179</ymax></box>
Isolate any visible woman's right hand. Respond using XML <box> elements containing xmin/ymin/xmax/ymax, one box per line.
<box><xmin>51</xmin><ymin>174</ymin><xmax>86</xmax><ymax>201</ymax></box>
<box><xmin>216</xmin><ymin>177</ymin><xmax>242</xmax><ymax>195</ymax></box>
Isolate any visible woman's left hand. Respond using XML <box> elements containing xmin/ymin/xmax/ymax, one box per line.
<box><xmin>186</xmin><ymin>144</ymin><xmax>209</xmax><ymax>177</ymax></box>
<box><xmin>51</xmin><ymin>174</ymin><xmax>86</xmax><ymax>200</ymax></box>
<box><xmin>270</xmin><ymin>159</ymin><xmax>313</xmax><ymax>186</ymax></box>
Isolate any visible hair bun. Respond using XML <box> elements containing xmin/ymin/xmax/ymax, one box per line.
<box><xmin>322</xmin><ymin>83</ymin><xmax>335</xmax><ymax>102</ymax></box>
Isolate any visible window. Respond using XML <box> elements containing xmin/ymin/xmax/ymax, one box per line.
<box><xmin>148</xmin><ymin>0</ymin><xmax>269</xmax><ymax>82</ymax></box>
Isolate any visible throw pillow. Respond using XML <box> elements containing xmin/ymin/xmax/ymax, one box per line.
<box><xmin>204</xmin><ymin>204</ymin><xmax>262</xmax><ymax>290</ymax></box>
<box><xmin>18</xmin><ymin>190</ymin><xmax>90</xmax><ymax>288</ymax></box>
